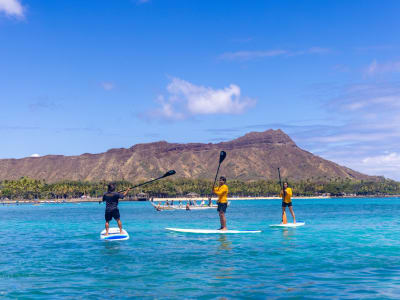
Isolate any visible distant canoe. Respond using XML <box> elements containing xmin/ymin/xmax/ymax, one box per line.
<box><xmin>150</xmin><ymin>201</ymin><xmax>229</xmax><ymax>211</ymax></box>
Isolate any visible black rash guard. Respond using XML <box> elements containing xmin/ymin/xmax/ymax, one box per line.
<box><xmin>103</xmin><ymin>192</ymin><xmax>124</xmax><ymax>212</ymax></box>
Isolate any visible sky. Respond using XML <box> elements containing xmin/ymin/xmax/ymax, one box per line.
<box><xmin>1</xmin><ymin>0</ymin><xmax>400</xmax><ymax>180</ymax></box>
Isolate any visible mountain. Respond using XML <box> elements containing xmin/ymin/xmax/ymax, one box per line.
<box><xmin>0</xmin><ymin>129</ymin><xmax>378</xmax><ymax>183</ymax></box>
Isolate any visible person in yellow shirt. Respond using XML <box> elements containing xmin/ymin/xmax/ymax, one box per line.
<box><xmin>213</xmin><ymin>176</ymin><xmax>228</xmax><ymax>230</ymax></box>
<box><xmin>280</xmin><ymin>182</ymin><xmax>296</xmax><ymax>224</ymax></box>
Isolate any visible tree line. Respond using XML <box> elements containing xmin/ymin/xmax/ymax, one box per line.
<box><xmin>1</xmin><ymin>176</ymin><xmax>400</xmax><ymax>200</ymax></box>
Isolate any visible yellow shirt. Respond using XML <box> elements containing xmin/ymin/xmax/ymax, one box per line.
<box><xmin>279</xmin><ymin>187</ymin><xmax>292</xmax><ymax>203</ymax></box>
<box><xmin>213</xmin><ymin>184</ymin><xmax>228</xmax><ymax>203</ymax></box>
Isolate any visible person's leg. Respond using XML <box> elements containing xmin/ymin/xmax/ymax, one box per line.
<box><xmin>218</xmin><ymin>211</ymin><xmax>223</xmax><ymax>229</ymax></box>
<box><xmin>117</xmin><ymin>219</ymin><xmax>123</xmax><ymax>233</ymax></box>
<box><xmin>105</xmin><ymin>221</ymin><xmax>110</xmax><ymax>235</ymax></box>
<box><xmin>105</xmin><ymin>211</ymin><xmax>111</xmax><ymax>235</ymax></box>
<box><xmin>219</xmin><ymin>211</ymin><xmax>227</xmax><ymax>230</ymax></box>
<box><xmin>281</xmin><ymin>206</ymin><xmax>287</xmax><ymax>224</ymax></box>
<box><xmin>289</xmin><ymin>206</ymin><xmax>296</xmax><ymax>223</ymax></box>
<box><xmin>114</xmin><ymin>209</ymin><xmax>122</xmax><ymax>233</ymax></box>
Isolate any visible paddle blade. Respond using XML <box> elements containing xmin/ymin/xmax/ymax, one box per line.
<box><xmin>219</xmin><ymin>151</ymin><xmax>227</xmax><ymax>164</ymax></box>
<box><xmin>163</xmin><ymin>170</ymin><xmax>176</xmax><ymax>178</ymax></box>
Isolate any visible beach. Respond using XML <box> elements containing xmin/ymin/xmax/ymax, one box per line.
<box><xmin>3</xmin><ymin>194</ymin><xmax>399</xmax><ymax>205</ymax></box>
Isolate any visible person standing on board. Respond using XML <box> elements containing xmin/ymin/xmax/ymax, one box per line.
<box><xmin>103</xmin><ymin>183</ymin><xmax>130</xmax><ymax>236</ymax></box>
<box><xmin>213</xmin><ymin>176</ymin><xmax>229</xmax><ymax>230</ymax></box>
<box><xmin>280</xmin><ymin>182</ymin><xmax>296</xmax><ymax>224</ymax></box>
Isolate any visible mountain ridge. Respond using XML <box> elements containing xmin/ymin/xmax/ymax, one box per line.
<box><xmin>0</xmin><ymin>129</ymin><xmax>379</xmax><ymax>183</ymax></box>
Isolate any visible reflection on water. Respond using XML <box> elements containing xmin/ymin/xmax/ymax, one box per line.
<box><xmin>279</xmin><ymin>227</ymin><xmax>299</xmax><ymax>240</ymax></box>
<box><xmin>218</xmin><ymin>235</ymin><xmax>232</xmax><ymax>251</ymax></box>
<box><xmin>215</xmin><ymin>267</ymin><xmax>235</xmax><ymax>279</ymax></box>
<box><xmin>103</xmin><ymin>241</ymin><xmax>122</xmax><ymax>253</ymax></box>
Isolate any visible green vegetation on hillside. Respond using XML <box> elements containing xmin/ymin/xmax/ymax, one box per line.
<box><xmin>1</xmin><ymin>177</ymin><xmax>400</xmax><ymax>200</ymax></box>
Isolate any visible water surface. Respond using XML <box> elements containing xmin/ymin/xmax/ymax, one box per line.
<box><xmin>1</xmin><ymin>198</ymin><xmax>400</xmax><ymax>299</ymax></box>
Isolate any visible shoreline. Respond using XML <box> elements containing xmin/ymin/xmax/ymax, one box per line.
<box><xmin>1</xmin><ymin>195</ymin><xmax>400</xmax><ymax>205</ymax></box>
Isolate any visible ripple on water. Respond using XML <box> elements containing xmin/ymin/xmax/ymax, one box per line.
<box><xmin>1</xmin><ymin>199</ymin><xmax>400</xmax><ymax>298</ymax></box>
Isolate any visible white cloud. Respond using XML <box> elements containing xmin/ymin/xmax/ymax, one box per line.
<box><xmin>101</xmin><ymin>82</ymin><xmax>115</xmax><ymax>91</ymax></box>
<box><xmin>30</xmin><ymin>153</ymin><xmax>40</xmax><ymax>158</ymax></box>
<box><xmin>220</xmin><ymin>50</ymin><xmax>287</xmax><ymax>61</ymax></box>
<box><xmin>148</xmin><ymin>78</ymin><xmax>256</xmax><ymax>120</ymax></box>
<box><xmin>0</xmin><ymin>0</ymin><xmax>24</xmax><ymax>18</ymax></box>
<box><xmin>278</xmin><ymin>81</ymin><xmax>400</xmax><ymax>180</ymax></box>
<box><xmin>220</xmin><ymin>47</ymin><xmax>331</xmax><ymax>61</ymax></box>
<box><xmin>357</xmin><ymin>153</ymin><xmax>400</xmax><ymax>180</ymax></box>
<box><xmin>329</xmin><ymin>82</ymin><xmax>400</xmax><ymax>113</ymax></box>
<box><xmin>307</xmin><ymin>47</ymin><xmax>332</xmax><ymax>54</ymax></box>
<box><xmin>309</xmin><ymin>132</ymin><xmax>398</xmax><ymax>144</ymax></box>
<box><xmin>342</xmin><ymin>95</ymin><xmax>400</xmax><ymax>111</ymax></box>
<box><xmin>364</xmin><ymin>60</ymin><xmax>400</xmax><ymax>76</ymax></box>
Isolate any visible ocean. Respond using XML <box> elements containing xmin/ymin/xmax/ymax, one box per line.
<box><xmin>1</xmin><ymin>198</ymin><xmax>400</xmax><ymax>299</ymax></box>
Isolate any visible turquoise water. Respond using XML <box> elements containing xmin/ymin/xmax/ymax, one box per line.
<box><xmin>1</xmin><ymin>198</ymin><xmax>400</xmax><ymax>299</ymax></box>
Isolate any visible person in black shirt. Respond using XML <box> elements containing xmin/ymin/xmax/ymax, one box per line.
<box><xmin>103</xmin><ymin>183</ymin><xmax>131</xmax><ymax>236</ymax></box>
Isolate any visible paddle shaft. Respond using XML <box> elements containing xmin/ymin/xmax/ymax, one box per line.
<box><xmin>212</xmin><ymin>162</ymin><xmax>222</xmax><ymax>191</ymax></box>
<box><xmin>118</xmin><ymin>171</ymin><xmax>175</xmax><ymax>193</ymax></box>
<box><xmin>278</xmin><ymin>168</ymin><xmax>286</xmax><ymax>200</ymax></box>
<box><xmin>211</xmin><ymin>151</ymin><xmax>227</xmax><ymax>195</ymax></box>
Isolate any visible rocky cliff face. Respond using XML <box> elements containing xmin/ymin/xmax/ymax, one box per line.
<box><xmin>0</xmin><ymin>129</ymin><xmax>377</xmax><ymax>182</ymax></box>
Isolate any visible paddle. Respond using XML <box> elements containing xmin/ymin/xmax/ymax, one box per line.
<box><xmin>278</xmin><ymin>168</ymin><xmax>285</xmax><ymax>199</ymax></box>
<box><xmin>118</xmin><ymin>170</ymin><xmax>176</xmax><ymax>193</ymax></box>
<box><xmin>211</xmin><ymin>151</ymin><xmax>227</xmax><ymax>193</ymax></box>
<box><xmin>278</xmin><ymin>167</ymin><xmax>287</xmax><ymax>223</ymax></box>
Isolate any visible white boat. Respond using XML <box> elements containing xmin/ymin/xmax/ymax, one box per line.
<box><xmin>172</xmin><ymin>205</ymin><xmax>217</xmax><ymax>210</ymax></box>
<box><xmin>150</xmin><ymin>201</ymin><xmax>229</xmax><ymax>211</ymax></box>
<box><xmin>150</xmin><ymin>202</ymin><xmax>175</xmax><ymax>211</ymax></box>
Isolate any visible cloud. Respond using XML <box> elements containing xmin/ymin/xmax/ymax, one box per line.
<box><xmin>355</xmin><ymin>45</ymin><xmax>396</xmax><ymax>52</ymax></box>
<box><xmin>29</xmin><ymin>100</ymin><xmax>60</xmax><ymax>112</ymax></box>
<box><xmin>210</xmin><ymin>81</ymin><xmax>400</xmax><ymax>180</ymax></box>
<box><xmin>220</xmin><ymin>50</ymin><xmax>287</xmax><ymax>61</ymax></box>
<box><xmin>362</xmin><ymin>152</ymin><xmax>400</xmax><ymax>172</ymax></box>
<box><xmin>60</xmin><ymin>127</ymin><xmax>103</xmax><ymax>134</ymax></box>
<box><xmin>30</xmin><ymin>153</ymin><xmax>40</xmax><ymax>158</ymax></box>
<box><xmin>0</xmin><ymin>125</ymin><xmax>40</xmax><ymax>131</ymax></box>
<box><xmin>364</xmin><ymin>60</ymin><xmax>400</xmax><ymax>76</ymax></box>
<box><xmin>292</xmin><ymin>82</ymin><xmax>400</xmax><ymax>180</ymax></box>
<box><xmin>146</xmin><ymin>78</ymin><xmax>256</xmax><ymax>120</ymax></box>
<box><xmin>220</xmin><ymin>47</ymin><xmax>331</xmax><ymax>61</ymax></box>
<box><xmin>0</xmin><ymin>0</ymin><xmax>24</xmax><ymax>18</ymax></box>
<box><xmin>101</xmin><ymin>82</ymin><xmax>115</xmax><ymax>91</ymax></box>
<box><xmin>327</xmin><ymin>82</ymin><xmax>400</xmax><ymax>114</ymax></box>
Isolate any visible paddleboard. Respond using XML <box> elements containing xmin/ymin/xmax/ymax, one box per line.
<box><xmin>100</xmin><ymin>227</ymin><xmax>129</xmax><ymax>241</ymax></box>
<box><xmin>269</xmin><ymin>222</ymin><xmax>305</xmax><ymax>228</ymax></box>
<box><xmin>166</xmin><ymin>227</ymin><xmax>261</xmax><ymax>234</ymax></box>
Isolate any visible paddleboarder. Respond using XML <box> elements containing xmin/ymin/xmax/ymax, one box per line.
<box><xmin>280</xmin><ymin>181</ymin><xmax>296</xmax><ymax>224</ymax></box>
<box><xmin>213</xmin><ymin>176</ymin><xmax>229</xmax><ymax>230</ymax></box>
<box><xmin>103</xmin><ymin>183</ymin><xmax>131</xmax><ymax>236</ymax></box>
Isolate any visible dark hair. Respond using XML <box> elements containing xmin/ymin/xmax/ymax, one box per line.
<box><xmin>283</xmin><ymin>181</ymin><xmax>289</xmax><ymax>186</ymax></box>
<box><xmin>107</xmin><ymin>183</ymin><xmax>116</xmax><ymax>192</ymax></box>
<box><xmin>219</xmin><ymin>176</ymin><xmax>226</xmax><ymax>183</ymax></box>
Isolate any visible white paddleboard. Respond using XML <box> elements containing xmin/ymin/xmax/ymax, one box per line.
<box><xmin>166</xmin><ymin>227</ymin><xmax>261</xmax><ymax>234</ymax></box>
<box><xmin>100</xmin><ymin>227</ymin><xmax>129</xmax><ymax>241</ymax></box>
<box><xmin>269</xmin><ymin>222</ymin><xmax>305</xmax><ymax>228</ymax></box>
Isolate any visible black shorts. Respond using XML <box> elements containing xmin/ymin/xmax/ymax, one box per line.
<box><xmin>217</xmin><ymin>203</ymin><xmax>227</xmax><ymax>213</ymax></box>
<box><xmin>105</xmin><ymin>209</ymin><xmax>120</xmax><ymax>222</ymax></box>
<box><xmin>282</xmin><ymin>202</ymin><xmax>293</xmax><ymax>207</ymax></box>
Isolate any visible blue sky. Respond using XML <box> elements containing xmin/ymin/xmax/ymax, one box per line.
<box><xmin>1</xmin><ymin>0</ymin><xmax>400</xmax><ymax>179</ymax></box>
